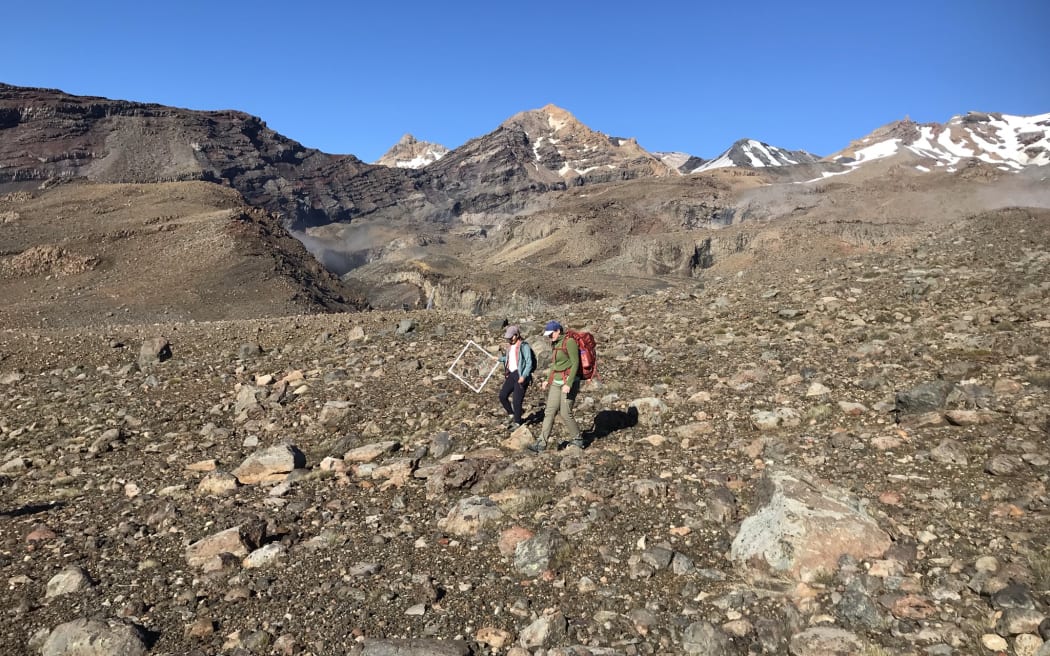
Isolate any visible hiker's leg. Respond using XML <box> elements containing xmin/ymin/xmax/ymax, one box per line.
<box><xmin>498</xmin><ymin>373</ymin><xmax>515</xmax><ymax>416</ymax></box>
<box><xmin>561</xmin><ymin>380</ymin><xmax>581</xmax><ymax>440</ymax></box>
<box><xmin>539</xmin><ymin>384</ymin><xmax>562</xmax><ymax>442</ymax></box>
<box><xmin>511</xmin><ymin>378</ymin><xmax>527</xmax><ymax>424</ymax></box>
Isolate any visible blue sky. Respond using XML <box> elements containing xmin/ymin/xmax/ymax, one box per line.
<box><xmin>3</xmin><ymin>1</ymin><xmax>1048</xmax><ymax>163</ymax></box>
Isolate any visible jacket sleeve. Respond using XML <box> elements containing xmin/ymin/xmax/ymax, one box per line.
<box><xmin>520</xmin><ymin>343</ymin><xmax>534</xmax><ymax>378</ymax></box>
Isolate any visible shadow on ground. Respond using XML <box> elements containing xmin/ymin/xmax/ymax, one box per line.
<box><xmin>524</xmin><ymin>406</ymin><xmax>639</xmax><ymax>448</ymax></box>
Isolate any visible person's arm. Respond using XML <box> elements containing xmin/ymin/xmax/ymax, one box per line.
<box><xmin>520</xmin><ymin>343</ymin><xmax>534</xmax><ymax>379</ymax></box>
<box><xmin>545</xmin><ymin>342</ymin><xmax>555</xmax><ymax>387</ymax></box>
<box><xmin>564</xmin><ymin>338</ymin><xmax>580</xmax><ymax>385</ymax></box>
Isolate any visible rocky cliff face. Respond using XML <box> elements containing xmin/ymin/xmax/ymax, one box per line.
<box><xmin>0</xmin><ymin>84</ymin><xmax>437</xmax><ymax>231</ymax></box>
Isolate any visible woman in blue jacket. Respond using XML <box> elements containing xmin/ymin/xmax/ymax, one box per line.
<box><xmin>498</xmin><ymin>325</ymin><xmax>535</xmax><ymax>428</ymax></box>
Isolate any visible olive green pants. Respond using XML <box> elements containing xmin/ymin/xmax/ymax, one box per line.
<box><xmin>539</xmin><ymin>379</ymin><xmax>580</xmax><ymax>443</ymax></box>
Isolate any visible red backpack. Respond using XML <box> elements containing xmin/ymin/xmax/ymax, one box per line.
<box><xmin>560</xmin><ymin>330</ymin><xmax>599</xmax><ymax>381</ymax></box>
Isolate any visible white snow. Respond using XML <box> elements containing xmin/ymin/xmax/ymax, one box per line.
<box><xmin>395</xmin><ymin>156</ymin><xmax>431</xmax><ymax>168</ymax></box>
<box><xmin>851</xmin><ymin>138</ymin><xmax>902</xmax><ymax>163</ymax></box>
<box><xmin>532</xmin><ymin>137</ymin><xmax>544</xmax><ymax>162</ymax></box>
<box><xmin>695</xmin><ymin>153</ymin><xmax>735</xmax><ymax>172</ymax></box>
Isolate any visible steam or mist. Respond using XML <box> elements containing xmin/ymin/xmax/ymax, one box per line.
<box><xmin>289</xmin><ymin>229</ymin><xmax>368</xmax><ymax>274</ymax></box>
<box><xmin>975</xmin><ymin>172</ymin><xmax>1050</xmax><ymax>212</ymax></box>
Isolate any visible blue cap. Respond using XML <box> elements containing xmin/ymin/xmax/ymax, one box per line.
<box><xmin>543</xmin><ymin>320</ymin><xmax>563</xmax><ymax>336</ymax></box>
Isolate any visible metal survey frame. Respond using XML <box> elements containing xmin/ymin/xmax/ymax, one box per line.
<box><xmin>447</xmin><ymin>340</ymin><xmax>500</xmax><ymax>393</ymax></box>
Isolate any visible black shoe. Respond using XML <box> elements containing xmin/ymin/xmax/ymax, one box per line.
<box><xmin>526</xmin><ymin>440</ymin><xmax>547</xmax><ymax>453</ymax></box>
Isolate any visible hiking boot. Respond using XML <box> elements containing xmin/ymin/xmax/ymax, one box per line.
<box><xmin>568</xmin><ymin>438</ymin><xmax>586</xmax><ymax>449</ymax></box>
<box><xmin>526</xmin><ymin>439</ymin><xmax>547</xmax><ymax>454</ymax></box>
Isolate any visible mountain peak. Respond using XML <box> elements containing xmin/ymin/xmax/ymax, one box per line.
<box><xmin>375</xmin><ymin>134</ymin><xmax>449</xmax><ymax>169</ymax></box>
<box><xmin>503</xmin><ymin>104</ymin><xmax>581</xmax><ymax>134</ymax></box>
<box><xmin>829</xmin><ymin>111</ymin><xmax>1050</xmax><ymax>171</ymax></box>
<box><xmin>495</xmin><ymin>105</ymin><xmax>671</xmax><ymax>181</ymax></box>
<box><xmin>692</xmin><ymin>138</ymin><xmax>820</xmax><ymax>173</ymax></box>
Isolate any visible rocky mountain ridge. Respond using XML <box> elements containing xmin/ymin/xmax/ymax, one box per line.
<box><xmin>2</xmin><ymin>83</ymin><xmax>1049</xmax><ymax>317</ymax></box>
<box><xmin>830</xmin><ymin>111</ymin><xmax>1050</xmax><ymax>172</ymax></box>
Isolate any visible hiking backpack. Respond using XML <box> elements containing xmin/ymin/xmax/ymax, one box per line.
<box><xmin>563</xmin><ymin>330</ymin><xmax>599</xmax><ymax>381</ymax></box>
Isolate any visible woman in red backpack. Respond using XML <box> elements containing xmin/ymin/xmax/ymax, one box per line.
<box><xmin>529</xmin><ymin>321</ymin><xmax>584</xmax><ymax>452</ymax></box>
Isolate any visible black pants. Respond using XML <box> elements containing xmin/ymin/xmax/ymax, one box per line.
<box><xmin>498</xmin><ymin>372</ymin><xmax>530</xmax><ymax>423</ymax></box>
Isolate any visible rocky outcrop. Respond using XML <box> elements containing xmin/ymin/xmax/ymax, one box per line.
<box><xmin>619</xmin><ymin>238</ymin><xmax>714</xmax><ymax>276</ymax></box>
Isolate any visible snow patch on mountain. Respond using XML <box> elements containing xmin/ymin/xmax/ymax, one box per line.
<box><xmin>832</xmin><ymin>111</ymin><xmax>1050</xmax><ymax>173</ymax></box>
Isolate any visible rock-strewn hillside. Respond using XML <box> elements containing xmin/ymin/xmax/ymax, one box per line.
<box><xmin>0</xmin><ymin>181</ymin><xmax>366</xmax><ymax>328</ymax></box>
<box><xmin>2</xmin><ymin>207</ymin><xmax>1048</xmax><ymax>656</ymax></box>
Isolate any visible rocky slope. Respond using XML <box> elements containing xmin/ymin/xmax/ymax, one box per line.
<box><xmin>1</xmin><ymin>206</ymin><xmax>1048</xmax><ymax>656</ymax></box>
<box><xmin>0</xmin><ymin>181</ymin><xmax>366</xmax><ymax>328</ymax></box>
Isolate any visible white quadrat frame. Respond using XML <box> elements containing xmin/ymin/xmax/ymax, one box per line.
<box><xmin>447</xmin><ymin>340</ymin><xmax>501</xmax><ymax>393</ymax></box>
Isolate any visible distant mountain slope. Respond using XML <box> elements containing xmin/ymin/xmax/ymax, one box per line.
<box><xmin>418</xmin><ymin>104</ymin><xmax>676</xmax><ymax>219</ymax></box>
<box><xmin>653</xmin><ymin>151</ymin><xmax>708</xmax><ymax>174</ymax></box>
<box><xmin>375</xmin><ymin>133</ymin><xmax>449</xmax><ymax>168</ymax></box>
<box><xmin>0</xmin><ymin>181</ymin><xmax>366</xmax><ymax>327</ymax></box>
<box><xmin>497</xmin><ymin>104</ymin><xmax>673</xmax><ymax>183</ymax></box>
<box><xmin>693</xmin><ymin>139</ymin><xmax>821</xmax><ymax>173</ymax></box>
<box><xmin>829</xmin><ymin>111</ymin><xmax>1050</xmax><ymax>172</ymax></box>
<box><xmin>0</xmin><ymin>83</ymin><xmax>441</xmax><ymax>231</ymax></box>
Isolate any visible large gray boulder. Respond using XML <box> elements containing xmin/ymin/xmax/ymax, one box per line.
<box><xmin>41</xmin><ymin>618</ymin><xmax>148</xmax><ymax>656</ymax></box>
<box><xmin>730</xmin><ymin>468</ymin><xmax>891</xmax><ymax>582</ymax></box>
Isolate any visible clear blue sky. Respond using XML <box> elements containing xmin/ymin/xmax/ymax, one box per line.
<box><xmin>3</xmin><ymin>1</ymin><xmax>1048</xmax><ymax>162</ymax></box>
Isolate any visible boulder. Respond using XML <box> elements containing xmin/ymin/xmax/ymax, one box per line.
<box><xmin>731</xmin><ymin>468</ymin><xmax>891</xmax><ymax>582</ymax></box>
<box><xmin>42</xmin><ymin>618</ymin><xmax>148</xmax><ymax>656</ymax></box>
<box><xmin>232</xmin><ymin>444</ymin><xmax>306</xmax><ymax>484</ymax></box>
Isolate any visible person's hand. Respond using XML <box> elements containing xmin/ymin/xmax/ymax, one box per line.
<box><xmin>562</xmin><ymin>384</ymin><xmax>570</xmax><ymax>395</ymax></box>
<box><xmin>541</xmin><ymin>381</ymin><xmax>548</xmax><ymax>390</ymax></box>
<box><xmin>518</xmin><ymin>376</ymin><xmax>525</xmax><ymax>384</ymax></box>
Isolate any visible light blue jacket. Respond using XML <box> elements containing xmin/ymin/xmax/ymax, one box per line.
<box><xmin>499</xmin><ymin>341</ymin><xmax>535</xmax><ymax>379</ymax></box>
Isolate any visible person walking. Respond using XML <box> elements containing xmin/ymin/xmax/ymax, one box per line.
<box><xmin>529</xmin><ymin>321</ymin><xmax>583</xmax><ymax>452</ymax></box>
<box><xmin>498</xmin><ymin>325</ymin><xmax>534</xmax><ymax>428</ymax></box>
